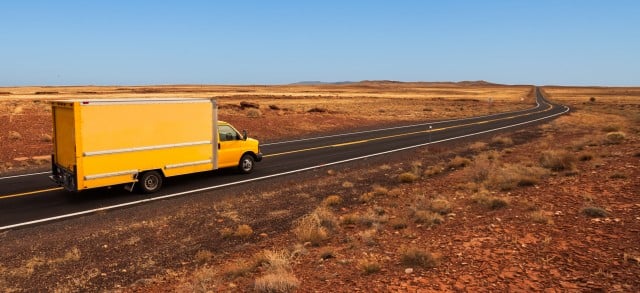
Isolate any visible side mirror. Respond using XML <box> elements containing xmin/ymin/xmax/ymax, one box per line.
<box><xmin>242</xmin><ymin>130</ymin><xmax>248</xmax><ymax>141</ymax></box>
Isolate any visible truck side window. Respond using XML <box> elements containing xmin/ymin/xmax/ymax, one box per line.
<box><xmin>219</xmin><ymin>125</ymin><xmax>239</xmax><ymax>141</ymax></box>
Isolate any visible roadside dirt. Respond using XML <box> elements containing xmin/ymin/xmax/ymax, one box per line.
<box><xmin>0</xmin><ymin>85</ymin><xmax>638</xmax><ymax>292</ymax></box>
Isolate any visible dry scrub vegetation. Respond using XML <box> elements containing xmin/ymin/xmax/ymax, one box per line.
<box><xmin>0</xmin><ymin>85</ymin><xmax>638</xmax><ymax>291</ymax></box>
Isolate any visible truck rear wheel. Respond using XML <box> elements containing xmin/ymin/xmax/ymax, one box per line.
<box><xmin>138</xmin><ymin>171</ymin><xmax>163</xmax><ymax>194</ymax></box>
<box><xmin>238</xmin><ymin>154</ymin><xmax>255</xmax><ymax>174</ymax></box>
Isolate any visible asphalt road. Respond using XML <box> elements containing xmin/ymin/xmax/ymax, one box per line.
<box><xmin>0</xmin><ymin>88</ymin><xmax>569</xmax><ymax>230</ymax></box>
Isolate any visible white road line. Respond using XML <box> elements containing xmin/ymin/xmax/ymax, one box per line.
<box><xmin>0</xmin><ymin>171</ymin><xmax>50</xmax><ymax>181</ymax></box>
<box><xmin>262</xmin><ymin>98</ymin><xmax>542</xmax><ymax>146</ymax></box>
<box><xmin>0</xmin><ymin>104</ymin><xmax>568</xmax><ymax>231</ymax></box>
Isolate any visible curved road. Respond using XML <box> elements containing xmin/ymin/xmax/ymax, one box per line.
<box><xmin>0</xmin><ymin>87</ymin><xmax>568</xmax><ymax>230</ymax></box>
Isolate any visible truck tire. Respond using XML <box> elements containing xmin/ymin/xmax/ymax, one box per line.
<box><xmin>138</xmin><ymin>171</ymin><xmax>163</xmax><ymax>194</ymax></box>
<box><xmin>238</xmin><ymin>154</ymin><xmax>255</xmax><ymax>174</ymax></box>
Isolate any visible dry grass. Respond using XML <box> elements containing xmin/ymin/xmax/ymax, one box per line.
<box><xmin>357</xmin><ymin>256</ymin><xmax>382</xmax><ymax>275</ymax></box>
<box><xmin>399</xmin><ymin>246</ymin><xmax>438</xmax><ymax>268</ymax></box>
<box><xmin>605</xmin><ymin>132</ymin><xmax>626</xmax><ymax>144</ymax></box>
<box><xmin>491</xmin><ymin>136</ymin><xmax>513</xmax><ymax>146</ymax></box>
<box><xmin>539</xmin><ymin>150</ymin><xmax>577</xmax><ymax>172</ymax></box>
<box><xmin>194</xmin><ymin>250</ymin><xmax>214</xmax><ymax>264</ymax></box>
<box><xmin>293</xmin><ymin>210</ymin><xmax>331</xmax><ymax>246</ymax></box>
<box><xmin>447</xmin><ymin>156</ymin><xmax>471</xmax><ymax>169</ymax></box>
<box><xmin>529</xmin><ymin>211</ymin><xmax>554</xmax><ymax>224</ymax></box>
<box><xmin>322</xmin><ymin>195</ymin><xmax>343</xmax><ymax>207</ymax></box>
<box><xmin>428</xmin><ymin>198</ymin><xmax>452</xmax><ymax>215</ymax></box>
<box><xmin>486</xmin><ymin>163</ymin><xmax>548</xmax><ymax>191</ymax></box>
<box><xmin>8</xmin><ymin>131</ymin><xmax>22</xmax><ymax>140</ymax></box>
<box><xmin>471</xmin><ymin>192</ymin><xmax>509</xmax><ymax>210</ymax></box>
<box><xmin>254</xmin><ymin>271</ymin><xmax>300</xmax><ymax>292</ymax></box>
<box><xmin>234</xmin><ymin>224</ymin><xmax>254</xmax><ymax>238</ymax></box>
<box><xmin>398</xmin><ymin>172</ymin><xmax>419</xmax><ymax>183</ymax></box>
<box><xmin>412</xmin><ymin>210</ymin><xmax>445</xmax><ymax>225</ymax></box>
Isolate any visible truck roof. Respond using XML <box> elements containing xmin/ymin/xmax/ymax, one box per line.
<box><xmin>52</xmin><ymin>98</ymin><xmax>214</xmax><ymax>105</ymax></box>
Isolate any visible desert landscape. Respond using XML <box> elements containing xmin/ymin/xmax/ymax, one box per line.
<box><xmin>0</xmin><ymin>82</ymin><xmax>639</xmax><ymax>292</ymax></box>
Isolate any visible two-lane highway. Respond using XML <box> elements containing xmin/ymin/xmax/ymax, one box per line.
<box><xmin>0</xmin><ymin>87</ymin><xmax>568</xmax><ymax>230</ymax></box>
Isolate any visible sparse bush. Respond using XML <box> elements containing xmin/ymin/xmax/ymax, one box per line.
<box><xmin>313</xmin><ymin>207</ymin><xmax>338</xmax><ymax>231</ymax></box>
<box><xmin>358</xmin><ymin>229</ymin><xmax>378</xmax><ymax>246</ymax></box>
<box><xmin>540</xmin><ymin>150</ymin><xmax>576</xmax><ymax>172</ymax></box>
<box><xmin>423</xmin><ymin>163</ymin><xmax>445</xmax><ymax>177</ymax></box>
<box><xmin>413</xmin><ymin>210</ymin><xmax>444</xmax><ymax>225</ymax></box>
<box><xmin>469</xmin><ymin>141</ymin><xmax>487</xmax><ymax>151</ymax></box>
<box><xmin>322</xmin><ymin>195</ymin><xmax>342</xmax><ymax>207</ymax></box>
<box><xmin>372</xmin><ymin>185</ymin><xmax>389</xmax><ymax>196</ymax></box>
<box><xmin>578</xmin><ymin>152</ymin><xmax>594</xmax><ymax>161</ymax></box>
<box><xmin>398</xmin><ymin>172</ymin><xmax>419</xmax><ymax>183</ymax></box>
<box><xmin>188</xmin><ymin>266</ymin><xmax>219</xmax><ymax>292</ymax></box>
<box><xmin>389</xmin><ymin>217</ymin><xmax>409</xmax><ymax>229</ymax></box>
<box><xmin>357</xmin><ymin>257</ymin><xmax>381</xmax><ymax>274</ymax></box>
<box><xmin>234</xmin><ymin>224</ymin><xmax>254</xmax><ymax>238</ymax></box>
<box><xmin>8</xmin><ymin>131</ymin><xmax>22</xmax><ymax>140</ymax></box>
<box><xmin>294</xmin><ymin>212</ymin><xmax>329</xmax><ymax>246</ymax></box>
<box><xmin>40</xmin><ymin>133</ymin><xmax>52</xmax><ymax>142</ymax></box>
<box><xmin>254</xmin><ymin>271</ymin><xmax>300</xmax><ymax>293</ymax></box>
<box><xmin>220</xmin><ymin>227</ymin><xmax>234</xmax><ymax>238</ymax></box>
<box><xmin>399</xmin><ymin>246</ymin><xmax>438</xmax><ymax>268</ymax></box>
<box><xmin>486</xmin><ymin>164</ymin><xmax>548</xmax><ymax>191</ymax></box>
<box><xmin>342</xmin><ymin>181</ymin><xmax>354</xmax><ymax>188</ymax></box>
<box><xmin>605</xmin><ymin>132</ymin><xmax>626</xmax><ymax>144</ymax></box>
<box><xmin>261</xmin><ymin>250</ymin><xmax>292</xmax><ymax>272</ymax></box>
<box><xmin>589</xmin><ymin>96</ymin><xmax>596</xmax><ymax>102</ymax></box>
<box><xmin>359</xmin><ymin>192</ymin><xmax>375</xmax><ymax>203</ymax></box>
<box><xmin>448</xmin><ymin>156</ymin><xmax>471</xmax><ymax>169</ymax></box>
<box><xmin>341</xmin><ymin>213</ymin><xmax>359</xmax><ymax>225</ymax></box>
<box><xmin>491</xmin><ymin>136</ymin><xmax>513</xmax><ymax>146</ymax></box>
<box><xmin>222</xmin><ymin>259</ymin><xmax>254</xmax><ymax>279</ymax></box>
<box><xmin>246</xmin><ymin>108</ymin><xmax>262</xmax><ymax>118</ymax></box>
<box><xmin>609</xmin><ymin>172</ymin><xmax>627</xmax><ymax>179</ymax></box>
<box><xmin>428</xmin><ymin>198</ymin><xmax>452</xmax><ymax>215</ymax></box>
<box><xmin>601</xmin><ymin>125</ymin><xmax>620</xmax><ymax>132</ymax></box>
<box><xmin>529</xmin><ymin>211</ymin><xmax>554</xmax><ymax>224</ymax></box>
<box><xmin>194</xmin><ymin>250</ymin><xmax>214</xmax><ymax>264</ymax></box>
<box><xmin>582</xmin><ymin>206</ymin><xmax>608</xmax><ymax>218</ymax></box>
<box><xmin>471</xmin><ymin>193</ymin><xmax>509</xmax><ymax>210</ymax></box>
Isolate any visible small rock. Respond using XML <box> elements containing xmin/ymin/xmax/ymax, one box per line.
<box><xmin>405</xmin><ymin>268</ymin><xmax>414</xmax><ymax>274</ymax></box>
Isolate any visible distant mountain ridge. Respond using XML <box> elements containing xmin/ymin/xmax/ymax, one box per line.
<box><xmin>290</xmin><ymin>80</ymin><xmax>502</xmax><ymax>86</ymax></box>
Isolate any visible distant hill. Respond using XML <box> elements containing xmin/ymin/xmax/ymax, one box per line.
<box><xmin>291</xmin><ymin>80</ymin><xmax>504</xmax><ymax>86</ymax></box>
<box><xmin>289</xmin><ymin>81</ymin><xmax>355</xmax><ymax>85</ymax></box>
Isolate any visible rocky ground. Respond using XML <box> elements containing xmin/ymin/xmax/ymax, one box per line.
<box><xmin>0</xmin><ymin>86</ymin><xmax>638</xmax><ymax>292</ymax></box>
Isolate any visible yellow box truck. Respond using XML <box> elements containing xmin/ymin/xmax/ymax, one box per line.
<box><xmin>49</xmin><ymin>98</ymin><xmax>262</xmax><ymax>193</ymax></box>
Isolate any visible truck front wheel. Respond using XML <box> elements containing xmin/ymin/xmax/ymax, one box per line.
<box><xmin>138</xmin><ymin>171</ymin><xmax>163</xmax><ymax>194</ymax></box>
<box><xmin>238</xmin><ymin>154</ymin><xmax>255</xmax><ymax>174</ymax></box>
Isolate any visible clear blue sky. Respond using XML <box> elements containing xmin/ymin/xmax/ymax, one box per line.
<box><xmin>1</xmin><ymin>1</ymin><xmax>639</xmax><ymax>86</ymax></box>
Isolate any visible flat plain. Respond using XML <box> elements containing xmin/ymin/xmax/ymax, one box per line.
<box><xmin>0</xmin><ymin>83</ymin><xmax>638</xmax><ymax>292</ymax></box>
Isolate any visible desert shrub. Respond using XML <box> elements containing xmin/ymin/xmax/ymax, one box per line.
<box><xmin>605</xmin><ymin>132</ymin><xmax>626</xmax><ymax>144</ymax></box>
<box><xmin>8</xmin><ymin>131</ymin><xmax>22</xmax><ymax>140</ymax></box>
<box><xmin>601</xmin><ymin>124</ymin><xmax>621</xmax><ymax>132</ymax></box>
<box><xmin>341</xmin><ymin>213</ymin><xmax>359</xmax><ymax>225</ymax></box>
<box><xmin>398</xmin><ymin>172</ymin><xmax>419</xmax><ymax>183</ymax></box>
<box><xmin>423</xmin><ymin>162</ymin><xmax>445</xmax><ymax>177</ymax></box>
<box><xmin>359</xmin><ymin>208</ymin><xmax>388</xmax><ymax>227</ymax></box>
<box><xmin>486</xmin><ymin>164</ymin><xmax>548</xmax><ymax>191</ymax></box>
<box><xmin>194</xmin><ymin>250</ymin><xmax>214</xmax><ymax>264</ymax></box>
<box><xmin>222</xmin><ymin>259</ymin><xmax>255</xmax><ymax>279</ymax></box>
<box><xmin>322</xmin><ymin>195</ymin><xmax>342</xmax><ymax>207</ymax></box>
<box><xmin>540</xmin><ymin>150</ymin><xmax>576</xmax><ymax>171</ymax></box>
<box><xmin>469</xmin><ymin>141</ymin><xmax>487</xmax><ymax>151</ymax></box>
<box><xmin>219</xmin><ymin>227</ymin><xmax>235</xmax><ymax>238</ymax></box>
<box><xmin>389</xmin><ymin>218</ymin><xmax>409</xmax><ymax>229</ymax></box>
<box><xmin>357</xmin><ymin>257</ymin><xmax>381</xmax><ymax>275</ymax></box>
<box><xmin>246</xmin><ymin>108</ymin><xmax>262</xmax><ymax>118</ymax></box>
<box><xmin>294</xmin><ymin>212</ymin><xmax>329</xmax><ymax>246</ymax></box>
<box><xmin>412</xmin><ymin>210</ymin><xmax>444</xmax><ymax>225</ymax></box>
<box><xmin>254</xmin><ymin>271</ymin><xmax>300</xmax><ymax>293</ymax></box>
<box><xmin>448</xmin><ymin>156</ymin><xmax>471</xmax><ymax>169</ymax></box>
<box><xmin>261</xmin><ymin>250</ymin><xmax>291</xmax><ymax>272</ymax></box>
<box><xmin>609</xmin><ymin>172</ymin><xmax>627</xmax><ymax>179</ymax></box>
<box><xmin>371</xmin><ymin>185</ymin><xmax>389</xmax><ymax>196</ymax></box>
<box><xmin>529</xmin><ymin>211</ymin><xmax>554</xmax><ymax>224</ymax></box>
<box><xmin>399</xmin><ymin>246</ymin><xmax>438</xmax><ymax>268</ymax></box>
<box><xmin>589</xmin><ymin>97</ymin><xmax>596</xmax><ymax>102</ymax></box>
<box><xmin>342</xmin><ymin>181</ymin><xmax>354</xmax><ymax>188</ymax></box>
<box><xmin>234</xmin><ymin>224</ymin><xmax>253</xmax><ymax>238</ymax></box>
<box><xmin>491</xmin><ymin>136</ymin><xmax>513</xmax><ymax>146</ymax></box>
<box><xmin>428</xmin><ymin>198</ymin><xmax>452</xmax><ymax>215</ymax></box>
<box><xmin>313</xmin><ymin>207</ymin><xmax>338</xmax><ymax>231</ymax></box>
<box><xmin>471</xmin><ymin>193</ymin><xmax>509</xmax><ymax>210</ymax></box>
<box><xmin>578</xmin><ymin>152</ymin><xmax>594</xmax><ymax>161</ymax></box>
<box><xmin>187</xmin><ymin>267</ymin><xmax>219</xmax><ymax>292</ymax></box>
<box><xmin>582</xmin><ymin>206</ymin><xmax>608</xmax><ymax>218</ymax></box>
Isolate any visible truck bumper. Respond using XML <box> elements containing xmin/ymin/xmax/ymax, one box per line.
<box><xmin>255</xmin><ymin>152</ymin><xmax>263</xmax><ymax>162</ymax></box>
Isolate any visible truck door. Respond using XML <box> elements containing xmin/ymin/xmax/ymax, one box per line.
<box><xmin>217</xmin><ymin>125</ymin><xmax>244</xmax><ymax>168</ymax></box>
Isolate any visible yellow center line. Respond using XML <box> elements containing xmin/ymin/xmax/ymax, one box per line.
<box><xmin>0</xmin><ymin>187</ymin><xmax>64</xmax><ymax>200</ymax></box>
<box><xmin>265</xmin><ymin>104</ymin><xmax>553</xmax><ymax>158</ymax></box>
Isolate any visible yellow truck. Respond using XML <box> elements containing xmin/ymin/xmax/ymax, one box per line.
<box><xmin>49</xmin><ymin>98</ymin><xmax>262</xmax><ymax>193</ymax></box>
